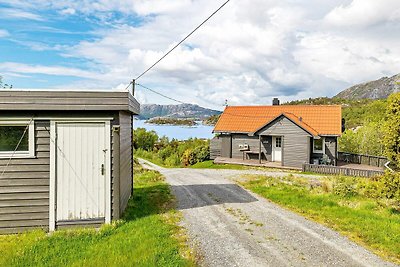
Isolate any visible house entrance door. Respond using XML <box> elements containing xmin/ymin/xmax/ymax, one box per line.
<box><xmin>272</xmin><ymin>136</ymin><xmax>282</xmax><ymax>162</ymax></box>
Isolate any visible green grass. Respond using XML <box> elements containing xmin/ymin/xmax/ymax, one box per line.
<box><xmin>0</xmin><ymin>166</ymin><xmax>196</xmax><ymax>267</ymax></box>
<box><xmin>189</xmin><ymin>160</ymin><xmax>254</xmax><ymax>170</ymax></box>
<box><xmin>240</xmin><ymin>175</ymin><xmax>400</xmax><ymax>264</ymax></box>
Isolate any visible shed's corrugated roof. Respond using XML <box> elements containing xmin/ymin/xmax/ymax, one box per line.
<box><xmin>213</xmin><ymin>105</ymin><xmax>342</xmax><ymax>136</ymax></box>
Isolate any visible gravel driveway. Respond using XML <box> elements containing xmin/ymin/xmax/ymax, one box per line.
<box><xmin>139</xmin><ymin>159</ymin><xmax>396</xmax><ymax>267</ymax></box>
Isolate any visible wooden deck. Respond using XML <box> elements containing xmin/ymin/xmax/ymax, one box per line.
<box><xmin>214</xmin><ymin>157</ymin><xmax>300</xmax><ymax>170</ymax></box>
<box><xmin>337</xmin><ymin>161</ymin><xmax>384</xmax><ymax>172</ymax></box>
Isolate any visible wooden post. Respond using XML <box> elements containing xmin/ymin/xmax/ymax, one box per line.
<box><xmin>259</xmin><ymin>135</ymin><xmax>262</xmax><ymax>164</ymax></box>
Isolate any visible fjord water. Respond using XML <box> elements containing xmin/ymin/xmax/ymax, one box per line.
<box><xmin>134</xmin><ymin>120</ymin><xmax>214</xmax><ymax>140</ymax></box>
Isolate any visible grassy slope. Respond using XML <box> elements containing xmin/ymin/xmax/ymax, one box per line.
<box><xmin>240</xmin><ymin>176</ymin><xmax>400</xmax><ymax>264</ymax></box>
<box><xmin>0</xmin><ymin>166</ymin><xmax>195</xmax><ymax>267</ymax></box>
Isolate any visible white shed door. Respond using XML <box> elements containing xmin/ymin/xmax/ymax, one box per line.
<box><xmin>56</xmin><ymin>122</ymin><xmax>107</xmax><ymax>221</ymax></box>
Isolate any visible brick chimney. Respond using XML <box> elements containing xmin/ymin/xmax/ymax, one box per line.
<box><xmin>272</xmin><ymin>98</ymin><xmax>280</xmax><ymax>106</ymax></box>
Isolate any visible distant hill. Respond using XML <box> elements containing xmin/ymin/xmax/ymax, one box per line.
<box><xmin>138</xmin><ymin>103</ymin><xmax>221</xmax><ymax>120</ymax></box>
<box><xmin>336</xmin><ymin>73</ymin><xmax>400</xmax><ymax>99</ymax></box>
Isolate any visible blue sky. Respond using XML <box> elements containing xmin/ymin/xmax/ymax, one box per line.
<box><xmin>0</xmin><ymin>0</ymin><xmax>400</xmax><ymax>109</ymax></box>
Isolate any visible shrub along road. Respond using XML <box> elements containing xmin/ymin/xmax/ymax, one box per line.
<box><xmin>139</xmin><ymin>159</ymin><xmax>397</xmax><ymax>267</ymax></box>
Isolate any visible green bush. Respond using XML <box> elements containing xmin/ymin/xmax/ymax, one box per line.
<box><xmin>165</xmin><ymin>154</ymin><xmax>181</xmax><ymax>167</ymax></box>
<box><xmin>379</xmin><ymin>172</ymin><xmax>400</xmax><ymax>200</ymax></box>
<box><xmin>181</xmin><ymin>149</ymin><xmax>195</xmax><ymax>166</ymax></box>
<box><xmin>333</xmin><ymin>176</ymin><xmax>357</xmax><ymax>197</ymax></box>
<box><xmin>133</xmin><ymin>128</ymin><xmax>158</xmax><ymax>151</ymax></box>
<box><xmin>357</xmin><ymin>178</ymin><xmax>380</xmax><ymax>199</ymax></box>
<box><xmin>133</xmin><ymin>128</ymin><xmax>210</xmax><ymax>167</ymax></box>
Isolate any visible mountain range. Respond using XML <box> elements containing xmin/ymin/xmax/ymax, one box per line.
<box><xmin>138</xmin><ymin>103</ymin><xmax>221</xmax><ymax>120</ymax></box>
<box><xmin>336</xmin><ymin>73</ymin><xmax>400</xmax><ymax>99</ymax></box>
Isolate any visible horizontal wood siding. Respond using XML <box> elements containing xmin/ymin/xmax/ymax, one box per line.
<box><xmin>0</xmin><ymin>91</ymin><xmax>139</xmax><ymax>114</ymax></box>
<box><xmin>258</xmin><ymin>117</ymin><xmax>311</xmax><ymax>168</ymax></box>
<box><xmin>231</xmin><ymin>134</ymin><xmax>269</xmax><ymax>160</ymax></box>
<box><xmin>0</xmin><ymin>121</ymin><xmax>50</xmax><ymax>233</ymax></box>
<box><xmin>210</xmin><ymin>137</ymin><xmax>222</xmax><ymax>159</ymax></box>
<box><xmin>302</xmin><ymin>164</ymin><xmax>384</xmax><ymax>177</ymax></box>
<box><xmin>119</xmin><ymin>111</ymin><xmax>133</xmax><ymax>216</ymax></box>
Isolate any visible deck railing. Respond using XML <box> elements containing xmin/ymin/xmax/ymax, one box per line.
<box><xmin>302</xmin><ymin>163</ymin><xmax>384</xmax><ymax>178</ymax></box>
<box><xmin>338</xmin><ymin>152</ymin><xmax>388</xmax><ymax>168</ymax></box>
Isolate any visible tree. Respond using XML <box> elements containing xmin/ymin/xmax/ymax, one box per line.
<box><xmin>133</xmin><ymin>127</ymin><xmax>158</xmax><ymax>151</ymax></box>
<box><xmin>382</xmin><ymin>92</ymin><xmax>400</xmax><ymax>169</ymax></box>
<box><xmin>0</xmin><ymin>75</ymin><xmax>12</xmax><ymax>89</ymax></box>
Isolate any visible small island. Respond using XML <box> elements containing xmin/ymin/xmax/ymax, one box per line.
<box><xmin>146</xmin><ymin>117</ymin><xmax>197</xmax><ymax>126</ymax></box>
<box><xmin>202</xmin><ymin>114</ymin><xmax>221</xmax><ymax>126</ymax></box>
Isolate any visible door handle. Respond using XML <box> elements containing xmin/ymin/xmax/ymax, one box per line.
<box><xmin>101</xmin><ymin>164</ymin><xmax>105</xmax><ymax>175</ymax></box>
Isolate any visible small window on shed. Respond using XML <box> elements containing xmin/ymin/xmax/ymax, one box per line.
<box><xmin>313</xmin><ymin>137</ymin><xmax>324</xmax><ymax>153</ymax></box>
<box><xmin>0</xmin><ymin>121</ymin><xmax>34</xmax><ymax>158</ymax></box>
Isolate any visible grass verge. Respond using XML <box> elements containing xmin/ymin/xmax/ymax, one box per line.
<box><xmin>0</xmin><ymin>163</ymin><xmax>196</xmax><ymax>267</ymax></box>
<box><xmin>239</xmin><ymin>175</ymin><xmax>400</xmax><ymax>264</ymax></box>
<box><xmin>189</xmin><ymin>160</ymin><xmax>254</xmax><ymax>170</ymax></box>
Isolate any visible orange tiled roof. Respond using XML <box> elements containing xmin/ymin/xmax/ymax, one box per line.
<box><xmin>213</xmin><ymin>105</ymin><xmax>342</xmax><ymax>136</ymax></box>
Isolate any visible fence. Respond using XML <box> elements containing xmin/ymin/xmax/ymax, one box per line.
<box><xmin>338</xmin><ymin>152</ymin><xmax>387</xmax><ymax>168</ymax></box>
<box><xmin>302</xmin><ymin>163</ymin><xmax>384</xmax><ymax>178</ymax></box>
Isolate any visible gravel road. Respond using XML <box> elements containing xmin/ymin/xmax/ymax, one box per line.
<box><xmin>139</xmin><ymin>159</ymin><xmax>396</xmax><ymax>267</ymax></box>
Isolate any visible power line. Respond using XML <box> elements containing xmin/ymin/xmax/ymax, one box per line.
<box><xmin>135</xmin><ymin>82</ymin><xmax>298</xmax><ymax>119</ymax></box>
<box><xmin>135</xmin><ymin>0</ymin><xmax>231</xmax><ymax>80</ymax></box>
<box><xmin>136</xmin><ymin>83</ymin><xmax>186</xmax><ymax>104</ymax></box>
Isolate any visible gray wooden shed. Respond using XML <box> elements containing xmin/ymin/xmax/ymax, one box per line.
<box><xmin>0</xmin><ymin>90</ymin><xmax>140</xmax><ymax>233</ymax></box>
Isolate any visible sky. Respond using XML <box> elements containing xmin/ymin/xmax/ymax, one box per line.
<box><xmin>0</xmin><ymin>0</ymin><xmax>400</xmax><ymax>110</ymax></box>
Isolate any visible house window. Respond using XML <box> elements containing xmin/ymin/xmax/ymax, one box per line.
<box><xmin>313</xmin><ymin>137</ymin><xmax>324</xmax><ymax>153</ymax></box>
<box><xmin>275</xmin><ymin>137</ymin><xmax>282</xmax><ymax>148</ymax></box>
<box><xmin>0</xmin><ymin>121</ymin><xmax>35</xmax><ymax>158</ymax></box>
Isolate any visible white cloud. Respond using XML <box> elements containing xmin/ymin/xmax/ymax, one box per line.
<box><xmin>0</xmin><ymin>8</ymin><xmax>44</xmax><ymax>21</ymax></box>
<box><xmin>0</xmin><ymin>29</ymin><xmax>9</xmax><ymax>37</ymax></box>
<box><xmin>0</xmin><ymin>62</ymin><xmax>101</xmax><ymax>80</ymax></box>
<box><xmin>60</xmin><ymin>8</ymin><xmax>76</xmax><ymax>15</ymax></box>
<box><xmin>325</xmin><ymin>0</ymin><xmax>400</xmax><ymax>27</ymax></box>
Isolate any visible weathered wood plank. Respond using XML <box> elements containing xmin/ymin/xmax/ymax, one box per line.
<box><xmin>0</xmin><ymin>192</ymin><xmax>48</xmax><ymax>200</ymax></box>
<box><xmin>0</xmin><ymin>212</ymin><xmax>49</xmax><ymax>221</ymax></box>
<box><xmin>0</xmin><ymin>199</ymin><xmax>49</xmax><ymax>207</ymax></box>
<box><xmin>0</xmin><ymin>172</ymin><xmax>49</xmax><ymax>179</ymax></box>
<box><xmin>0</xmin><ymin>185</ymin><xmax>49</xmax><ymax>194</ymax></box>
<box><xmin>0</xmin><ymin>158</ymin><xmax>49</xmax><ymax>166</ymax></box>
<box><xmin>0</xmin><ymin>206</ymin><xmax>49</xmax><ymax>216</ymax></box>
<box><xmin>0</xmin><ymin>165</ymin><xmax>49</xmax><ymax>172</ymax></box>
<box><xmin>0</xmin><ymin>178</ymin><xmax>49</xmax><ymax>186</ymax></box>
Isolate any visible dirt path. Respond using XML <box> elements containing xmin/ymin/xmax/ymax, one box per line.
<box><xmin>139</xmin><ymin>159</ymin><xmax>396</xmax><ymax>267</ymax></box>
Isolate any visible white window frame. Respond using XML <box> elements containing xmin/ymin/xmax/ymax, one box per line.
<box><xmin>275</xmin><ymin>136</ymin><xmax>282</xmax><ymax>148</ymax></box>
<box><xmin>313</xmin><ymin>137</ymin><xmax>325</xmax><ymax>154</ymax></box>
<box><xmin>0</xmin><ymin>120</ymin><xmax>35</xmax><ymax>159</ymax></box>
